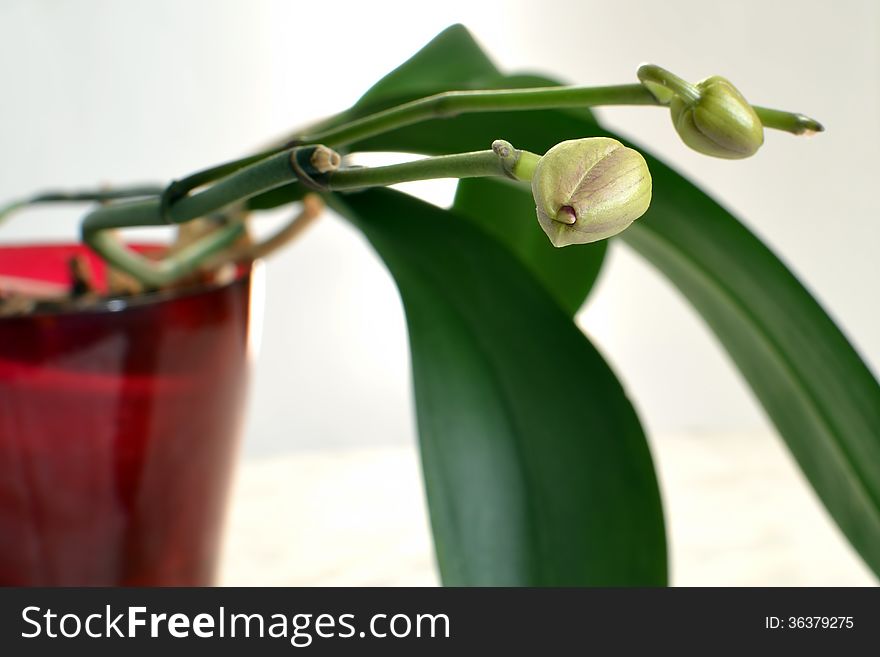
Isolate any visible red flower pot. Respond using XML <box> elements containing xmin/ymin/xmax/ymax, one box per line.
<box><xmin>0</xmin><ymin>245</ymin><xmax>253</xmax><ymax>585</ymax></box>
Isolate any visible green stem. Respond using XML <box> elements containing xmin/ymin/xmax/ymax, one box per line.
<box><xmin>88</xmin><ymin>222</ymin><xmax>244</xmax><ymax>287</ymax></box>
<box><xmin>753</xmin><ymin>106</ymin><xmax>824</xmax><ymax>134</ymax></box>
<box><xmin>327</xmin><ymin>148</ymin><xmax>536</xmax><ymax>191</ymax></box>
<box><xmin>81</xmin><ymin>149</ymin><xmax>308</xmax><ymax>288</ymax></box>
<box><xmin>302</xmin><ymin>84</ymin><xmax>658</xmax><ymax>148</ymax></box>
<box><xmin>160</xmin><ymin>85</ymin><xmax>655</xmax><ymax>198</ymax></box>
<box><xmin>163</xmin><ymin>149</ymin><xmax>281</xmax><ymax>201</ymax></box>
<box><xmin>81</xmin><ymin>144</ymin><xmax>534</xmax><ymax>286</ymax></box>
<box><xmin>83</xmin><ymin>149</ymin><xmax>300</xmax><ymax>237</ymax></box>
<box><xmin>178</xmin><ymin>80</ymin><xmax>821</xmax><ymax>194</ymax></box>
<box><xmin>7</xmin><ymin>76</ymin><xmax>822</xmax><ymax>287</ymax></box>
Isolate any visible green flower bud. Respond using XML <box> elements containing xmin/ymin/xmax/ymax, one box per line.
<box><xmin>531</xmin><ymin>137</ymin><xmax>652</xmax><ymax>248</ymax></box>
<box><xmin>669</xmin><ymin>75</ymin><xmax>764</xmax><ymax>159</ymax></box>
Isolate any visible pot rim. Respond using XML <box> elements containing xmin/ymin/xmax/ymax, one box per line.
<box><xmin>0</xmin><ymin>242</ymin><xmax>252</xmax><ymax>320</ymax></box>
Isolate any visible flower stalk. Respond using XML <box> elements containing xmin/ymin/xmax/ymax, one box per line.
<box><xmin>0</xmin><ymin>65</ymin><xmax>824</xmax><ymax>290</ymax></box>
<box><xmin>170</xmin><ymin>71</ymin><xmax>822</xmax><ymax>198</ymax></box>
<box><xmin>77</xmin><ymin>142</ymin><xmax>545</xmax><ymax>286</ymax></box>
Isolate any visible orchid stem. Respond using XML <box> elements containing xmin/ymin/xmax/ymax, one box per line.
<box><xmin>301</xmin><ymin>84</ymin><xmax>657</xmax><ymax>148</ymax></box>
<box><xmin>2</xmin><ymin>75</ymin><xmax>822</xmax><ymax>288</ymax></box>
<box><xmin>174</xmin><ymin>80</ymin><xmax>822</xmax><ymax>196</ymax></box>
<box><xmin>752</xmin><ymin>106</ymin><xmax>824</xmax><ymax>135</ymax></box>
<box><xmin>80</xmin><ymin>143</ymin><xmax>536</xmax><ymax>286</ymax></box>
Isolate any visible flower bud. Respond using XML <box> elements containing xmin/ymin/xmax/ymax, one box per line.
<box><xmin>670</xmin><ymin>76</ymin><xmax>764</xmax><ymax>159</ymax></box>
<box><xmin>531</xmin><ymin>138</ymin><xmax>652</xmax><ymax>247</ymax></box>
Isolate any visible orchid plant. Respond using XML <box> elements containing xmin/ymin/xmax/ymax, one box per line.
<box><xmin>3</xmin><ymin>25</ymin><xmax>877</xmax><ymax>586</ymax></box>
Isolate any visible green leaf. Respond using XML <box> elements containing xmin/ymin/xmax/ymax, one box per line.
<box><xmin>351</xmin><ymin>35</ymin><xmax>880</xmax><ymax>576</ymax></box>
<box><xmin>331</xmin><ymin>187</ymin><xmax>666</xmax><ymax>585</ymax></box>
<box><xmin>622</xmin><ymin>158</ymin><xmax>880</xmax><ymax>577</ymax></box>
<box><xmin>453</xmin><ymin>177</ymin><xmax>605</xmax><ymax>315</ymax></box>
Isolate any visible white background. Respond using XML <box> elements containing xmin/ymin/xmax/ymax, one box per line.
<box><xmin>1</xmin><ymin>1</ymin><xmax>877</xmax><ymax>583</ymax></box>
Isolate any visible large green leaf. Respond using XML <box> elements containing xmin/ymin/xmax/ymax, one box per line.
<box><xmin>349</xmin><ymin>28</ymin><xmax>880</xmax><ymax>576</ymax></box>
<box><xmin>331</xmin><ymin>187</ymin><xmax>666</xmax><ymax>585</ymax></box>
<box><xmin>622</xmin><ymin>159</ymin><xmax>880</xmax><ymax>577</ymax></box>
<box><xmin>454</xmin><ymin>144</ymin><xmax>880</xmax><ymax>580</ymax></box>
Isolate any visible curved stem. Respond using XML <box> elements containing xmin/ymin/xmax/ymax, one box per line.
<box><xmin>166</xmin><ymin>77</ymin><xmax>823</xmax><ymax>194</ymax></box>
<box><xmin>302</xmin><ymin>84</ymin><xmax>658</xmax><ymax>148</ymax></box>
<box><xmin>85</xmin><ymin>145</ymin><xmax>533</xmax><ymax>237</ymax></box>
<box><xmin>81</xmin><ymin>149</ymin><xmax>310</xmax><ymax>288</ymax></box>
<box><xmin>637</xmin><ymin>64</ymin><xmax>701</xmax><ymax>105</ymax></box>
<box><xmin>81</xmin><ymin>144</ymin><xmax>534</xmax><ymax>286</ymax></box>
<box><xmin>4</xmin><ymin>71</ymin><xmax>823</xmax><ymax>288</ymax></box>
<box><xmin>87</xmin><ymin>223</ymin><xmax>244</xmax><ymax>288</ymax></box>
<box><xmin>161</xmin><ymin>84</ymin><xmax>655</xmax><ymax>195</ymax></box>
<box><xmin>83</xmin><ymin>149</ymin><xmax>303</xmax><ymax>239</ymax></box>
<box><xmin>203</xmin><ymin>194</ymin><xmax>324</xmax><ymax>268</ymax></box>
